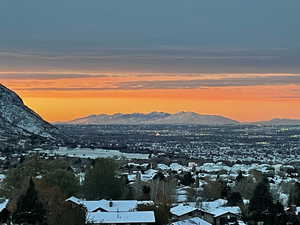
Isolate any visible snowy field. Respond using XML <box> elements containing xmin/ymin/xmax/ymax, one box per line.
<box><xmin>35</xmin><ymin>147</ymin><xmax>149</xmax><ymax>160</ymax></box>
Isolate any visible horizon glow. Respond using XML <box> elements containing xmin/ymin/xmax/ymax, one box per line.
<box><xmin>1</xmin><ymin>71</ymin><xmax>300</xmax><ymax>122</ymax></box>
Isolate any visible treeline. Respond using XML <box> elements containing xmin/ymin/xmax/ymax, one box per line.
<box><xmin>2</xmin><ymin>156</ymin><xmax>300</xmax><ymax>225</ymax></box>
<box><xmin>0</xmin><ymin>157</ymin><xmax>130</xmax><ymax>225</ymax></box>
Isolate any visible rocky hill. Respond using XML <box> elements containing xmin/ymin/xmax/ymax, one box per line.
<box><xmin>0</xmin><ymin>84</ymin><xmax>61</xmax><ymax>144</ymax></box>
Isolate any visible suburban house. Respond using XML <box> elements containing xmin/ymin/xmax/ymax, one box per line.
<box><xmin>66</xmin><ymin>197</ymin><xmax>156</xmax><ymax>225</ymax></box>
<box><xmin>66</xmin><ymin>196</ymin><xmax>153</xmax><ymax>212</ymax></box>
<box><xmin>170</xmin><ymin>204</ymin><xmax>200</xmax><ymax>220</ymax></box>
<box><xmin>199</xmin><ymin>207</ymin><xmax>241</xmax><ymax>225</ymax></box>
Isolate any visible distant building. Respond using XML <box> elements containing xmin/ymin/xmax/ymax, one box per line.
<box><xmin>170</xmin><ymin>205</ymin><xmax>200</xmax><ymax>220</ymax></box>
<box><xmin>199</xmin><ymin>207</ymin><xmax>241</xmax><ymax>225</ymax></box>
<box><xmin>188</xmin><ymin>162</ymin><xmax>198</xmax><ymax>168</ymax></box>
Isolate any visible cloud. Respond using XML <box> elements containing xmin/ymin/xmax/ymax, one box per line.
<box><xmin>12</xmin><ymin>75</ymin><xmax>300</xmax><ymax>91</ymax></box>
<box><xmin>1</xmin><ymin>46</ymin><xmax>300</xmax><ymax>74</ymax></box>
<box><xmin>0</xmin><ymin>73</ymin><xmax>108</xmax><ymax>80</ymax></box>
<box><xmin>117</xmin><ymin>75</ymin><xmax>300</xmax><ymax>90</ymax></box>
<box><xmin>15</xmin><ymin>87</ymin><xmax>112</xmax><ymax>91</ymax></box>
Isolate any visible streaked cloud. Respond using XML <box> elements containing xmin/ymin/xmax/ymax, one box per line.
<box><xmin>0</xmin><ymin>73</ymin><xmax>109</xmax><ymax>80</ymax></box>
<box><xmin>1</xmin><ymin>47</ymin><xmax>300</xmax><ymax>73</ymax></box>
<box><xmin>117</xmin><ymin>75</ymin><xmax>300</xmax><ymax>90</ymax></box>
<box><xmin>7</xmin><ymin>74</ymin><xmax>300</xmax><ymax>91</ymax></box>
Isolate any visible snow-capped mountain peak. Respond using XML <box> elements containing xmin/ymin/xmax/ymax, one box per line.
<box><xmin>65</xmin><ymin>111</ymin><xmax>238</xmax><ymax>125</ymax></box>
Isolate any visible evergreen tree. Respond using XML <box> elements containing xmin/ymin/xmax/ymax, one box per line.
<box><xmin>248</xmin><ymin>177</ymin><xmax>279</xmax><ymax>225</ymax></box>
<box><xmin>12</xmin><ymin>178</ymin><xmax>47</xmax><ymax>225</ymax></box>
<box><xmin>236</xmin><ymin>171</ymin><xmax>244</xmax><ymax>183</ymax></box>
<box><xmin>82</xmin><ymin>158</ymin><xmax>123</xmax><ymax>200</ymax></box>
<box><xmin>227</xmin><ymin>192</ymin><xmax>243</xmax><ymax>206</ymax></box>
<box><xmin>180</xmin><ymin>172</ymin><xmax>195</xmax><ymax>186</ymax></box>
<box><xmin>249</xmin><ymin>177</ymin><xmax>273</xmax><ymax>213</ymax></box>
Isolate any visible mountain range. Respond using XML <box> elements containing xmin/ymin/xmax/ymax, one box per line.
<box><xmin>1</xmin><ymin>82</ymin><xmax>299</xmax><ymax>138</ymax></box>
<box><xmin>65</xmin><ymin>112</ymin><xmax>239</xmax><ymax>125</ymax></box>
<box><xmin>0</xmin><ymin>84</ymin><xmax>60</xmax><ymax>142</ymax></box>
<box><xmin>65</xmin><ymin>112</ymin><xmax>300</xmax><ymax>126</ymax></box>
<box><xmin>252</xmin><ymin>119</ymin><xmax>300</xmax><ymax>126</ymax></box>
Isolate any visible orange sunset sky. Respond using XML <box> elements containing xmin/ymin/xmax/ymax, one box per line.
<box><xmin>1</xmin><ymin>71</ymin><xmax>300</xmax><ymax>122</ymax></box>
<box><xmin>1</xmin><ymin>1</ymin><xmax>300</xmax><ymax>122</ymax></box>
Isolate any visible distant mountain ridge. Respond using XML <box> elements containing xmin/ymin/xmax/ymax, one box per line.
<box><xmin>62</xmin><ymin>112</ymin><xmax>300</xmax><ymax>126</ymax></box>
<box><xmin>0</xmin><ymin>83</ymin><xmax>60</xmax><ymax>140</ymax></box>
<box><xmin>65</xmin><ymin>111</ymin><xmax>239</xmax><ymax>125</ymax></box>
<box><xmin>252</xmin><ymin>118</ymin><xmax>300</xmax><ymax>126</ymax></box>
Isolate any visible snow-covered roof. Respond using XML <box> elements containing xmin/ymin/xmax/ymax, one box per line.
<box><xmin>238</xmin><ymin>220</ymin><xmax>246</xmax><ymax>225</ymax></box>
<box><xmin>66</xmin><ymin>196</ymin><xmax>82</xmax><ymax>205</ymax></box>
<box><xmin>196</xmin><ymin>162</ymin><xmax>281</xmax><ymax>174</ymax></box>
<box><xmin>171</xmin><ymin>217</ymin><xmax>212</xmax><ymax>225</ymax></box>
<box><xmin>170</xmin><ymin>205</ymin><xmax>197</xmax><ymax>217</ymax></box>
<box><xmin>206</xmin><ymin>207</ymin><xmax>241</xmax><ymax>217</ymax></box>
<box><xmin>138</xmin><ymin>169</ymin><xmax>158</xmax><ymax>181</ymax></box>
<box><xmin>170</xmin><ymin>163</ymin><xmax>184</xmax><ymax>171</ymax></box>
<box><xmin>66</xmin><ymin>197</ymin><xmax>138</xmax><ymax>212</ymax></box>
<box><xmin>87</xmin><ymin>211</ymin><xmax>155</xmax><ymax>224</ymax></box>
<box><xmin>127</xmin><ymin>174</ymin><xmax>137</xmax><ymax>182</ymax></box>
<box><xmin>0</xmin><ymin>199</ymin><xmax>9</xmax><ymax>212</ymax></box>
<box><xmin>201</xmin><ymin>199</ymin><xmax>227</xmax><ymax>211</ymax></box>
<box><xmin>157</xmin><ymin>163</ymin><xmax>170</xmax><ymax>170</ymax></box>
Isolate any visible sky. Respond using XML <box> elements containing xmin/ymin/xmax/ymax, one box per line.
<box><xmin>1</xmin><ymin>1</ymin><xmax>300</xmax><ymax>122</ymax></box>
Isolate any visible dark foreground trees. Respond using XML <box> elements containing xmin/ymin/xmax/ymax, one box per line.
<box><xmin>12</xmin><ymin>178</ymin><xmax>47</xmax><ymax>225</ymax></box>
<box><xmin>137</xmin><ymin>203</ymin><xmax>170</xmax><ymax>225</ymax></box>
<box><xmin>10</xmin><ymin>177</ymin><xmax>88</xmax><ymax>225</ymax></box>
<box><xmin>82</xmin><ymin>158</ymin><xmax>124</xmax><ymax>200</ymax></box>
<box><xmin>2</xmin><ymin>156</ymin><xmax>88</xmax><ymax>225</ymax></box>
<box><xmin>248</xmin><ymin>177</ymin><xmax>287</xmax><ymax>225</ymax></box>
<box><xmin>43</xmin><ymin>169</ymin><xmax>80</xmax><ymax>197</ymax></box>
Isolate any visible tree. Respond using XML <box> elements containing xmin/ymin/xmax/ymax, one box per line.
<box><xmin>1</xmin><ymin>157</ymin><xmax>69</xmax><ymax>198</ymax></box>
<box><xmin>150</xmin><ymin>177</ymin><xmax>176</xmax><ymax>204</ymax></box>
<box><xmin>153</xmin><ymin>172</ymin><xmax>165</xmax><ymax>181</ymax></box>
<box><xmin>233</xmin><ymin>176</ymin><xmax>257</xmax><ymax>199</ymax></box>
<box><xmin>12</xmin><ymin>178</ymin><xmax>47</xmax><ymax>225</ymax></box>
<box><xmin>180</xmin><ymin>172</ymin><xmax>195</xmax><ymax>186</ymax></box>
<box><xmin>249</xmin><ymin>177</ymin><xmax>273</xmax><ymax>213</ymax></box>
<box><xmin>142</xmin><ymin>185</ymin><xmax>151</xmax><ymax>200</ymax></box>
<box><xmin>236</xmin><ymin>171</ymin><xmax>244</xmax><ymax>183</ymax></box>
<box><xmin>138</xmin><ymin>203</ymin><xmax>170</xmax><ymax>225</ymax></box>
<box><xmin>203</xmin><ymin>180</ymin><xmax>228</xmax><ymax>200</ymax></box>
<box><xmin>227</xmin><ymin>192</ymin><xmax>243</xmax><ymax>206</ymax></box>
<box><xmin>82</xmin><ymin>158</ymin><xmax>123</xmax><ymax>200</ymax></box>
<box><xmin>248</xmin><ymin>177</ymin><xmax>279</xmax><ymax>224</ymax></box>
<box><xmin>36</xmin><ymin>180</ymin><xmax>88</xmax><ymax>225</ymax></box>
<box><xmin>289</xmin><ymin>182</ymin><xmax>300</xmax><ymax>206</ymax></box>
<box><xmin>43</xmin><ymin>169</ymin><xmax>80</xmax><ymax>197</ymax></box>
<box><xmin>48</xmin><ymin>201</ymin><xmax>87</xmax><ymax>225</ymax></box>
<box><xmin>0</xmin><ymin>207</ymin><xmax>10</xmax><ymax>224</ymax></box>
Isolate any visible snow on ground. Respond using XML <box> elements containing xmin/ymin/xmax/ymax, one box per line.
<box><xmin>37</xmin><ymin>148</ymin><xmax>149</xmax><ymax>160</ymax></box>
